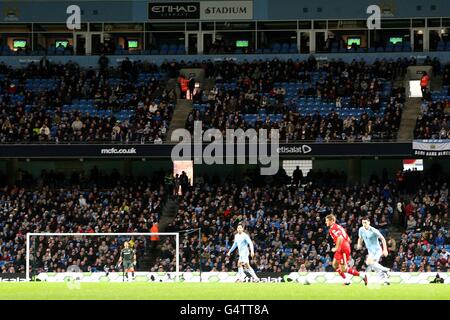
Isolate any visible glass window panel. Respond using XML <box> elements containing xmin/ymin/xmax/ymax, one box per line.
<box><xmin>412</xmin><ymin>19</ymin><xmax>425</xmax><ymax>28</ymax></box>
<box><xmin>104</xmin><ymin>23</ymin><xmax>143</xmax><ymax>32</ymax></box>
<box><xmin>381</xmin><ymin>19</ymin><xmax>411</xmax><ymax>28</ymax></box>
<box><xmin>313</xmin><ymin>21</ymin><xmax>327</xmax><ymax>29</ymax></box>
<box><xmin>33</xmin><ymin>23</ymin><xmax>87</xmax><ymax>32</ymax></box>
<box><xmin>147</xmin><ymin>23</ymin><xmax>185</xmax><ymax>31</ymax></box>
<box><xmin>258</xmin><ymin>21</ymin><xmax>297</xmax><ymax>30</ymax></box>
<box><xmin>0</xmin><ymin>24</ymin><xmax>32</xmax><ymax>33</ymax></box>
<box><xmin>187</xmin><ymin>22</ymin><xmax>199</xmax><ymax>31</ymax></box>
<box><xmin>298</xmin><ymin>21</ymin><xmax>312</xmax><ymax>29</ymax></box>
<box><xmin>90</xmin><ymin>23</ymin><xmax>103</xmax><ymax>32</ymax></box>
<box><xmin>201</xmin><ymin>22</ymin><xmax>215</xmax><ymax>31</ymax></box>
<box><xmin>215</xmin><ymin>22</ymin><xmax>255</xmax><ymax>31</ymax></box>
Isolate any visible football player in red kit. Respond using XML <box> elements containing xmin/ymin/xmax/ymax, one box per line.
<box><xmin>325</xmin><ymin>214</ymin><xmax>368</xmax><ymax>285</ymax></box>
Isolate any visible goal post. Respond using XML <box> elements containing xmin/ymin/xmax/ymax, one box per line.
<box><xmin>26</xmin><ymin>232</ymin><xmax>179</xmax><ymax>282</ymax></box>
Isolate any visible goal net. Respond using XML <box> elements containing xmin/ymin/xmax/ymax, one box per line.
<box><xmin>26</xmin><ymin>233</ymin><xmax>179</xmax><ymax>282</ymax></box>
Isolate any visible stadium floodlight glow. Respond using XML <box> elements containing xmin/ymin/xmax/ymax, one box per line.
<box><xmin>26</xmin><ymin>232</ymin><xmax>180</xmax><ymax>282</ymax></box>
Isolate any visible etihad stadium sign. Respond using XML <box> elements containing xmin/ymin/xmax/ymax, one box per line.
<box><xmin>148</xmin><ymin>1</ymin><xmax>253</xmax><ymax>20</ymax></box>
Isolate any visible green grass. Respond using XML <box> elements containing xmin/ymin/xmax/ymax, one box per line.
<box><xmin>0</xmin><ymin>283</ymin><xmax>449</xmax><ymax>300</ymax></box>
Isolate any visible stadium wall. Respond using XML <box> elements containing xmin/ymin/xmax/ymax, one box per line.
<box><xmin>1</xmin><ymin>0</ymin><xmax>449</xmax><ymax>22</ymax></box>
<box><xmin>3</xmin><ymin>158</ymin><xmax>449</xmax><ymax>186</ymax></box>
<box><xmin>0</xmin><ymin>52</ymin><xmax>450</xmax><ymax>68</ymax></box>
<box><xmin>1</xmin><ymin>159</ymin><xmax>172</xmax><ymax>178</ymax></box>
<box><xmin>265</xmin><ymin>0</ymin><xmax>449</xmax><ymax>20</ymax></box>
<box><xmin>1</xmin><ymin>52</ymin><xmax>450</xmax><ymax>68</ymax></box>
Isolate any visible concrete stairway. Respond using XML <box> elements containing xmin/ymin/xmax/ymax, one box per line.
<box><xmin>165</xmin><ymin>78</ymin><xmax>178</xmax><ymax>94</ymax></box>
<box><xmin>430</xmin><ymin>74</ymin><xmax>443</xmax><ymax>91</ymax></box>
<box><xmin>397</xmin><ymin>72</ymin><xmax>445</xmax><ymax>141</ymax></box>
<box><xmin>203</xmin><ymin>77</ymin><xmax>216</xmax><ymax>92</ymax></box>
<box><xmin>166</xmin><ymin>99</ymin><xmax>193</xmax><ymax>141</ymax></box>
<box><xmin>397</xmin><ymin>97</ymin><xmax>421</xmax><ymax>140</ymax></box>
<box><xmin>139</xmin><ymin>197</ymin><xmax>179</xmax><ymax>271</ymax></box>
<box><xmin>158</xmin><ymin>197</ymin><xmax>179</xmax><ymax>231</ymax></box>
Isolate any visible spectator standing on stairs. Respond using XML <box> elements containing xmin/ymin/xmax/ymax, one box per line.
<box><xmin>292</xmin><ymin>166</ymin><xmax>303</xmax><ymax>186</ymax></box>
<box><xmin>150</xmin><ymin>222</ymin><xmax>160</xmax><ymax>254</ymax></box>
<box><xmin>178</xmin><ymin>74</ymin><xmax>187</xmax><ymax>99</ymax></box>
<box><xmin>188</xmin><ymin>75</ymin><xmax>196</xmax><ymax>100</ymax></box>
<box><xmin>164</xmin><ymin>172</ymin><xmax>174</xmax><ymax>199</ymax></box>
<box><xmin>174</xmin><ymin>174</ymin><xmax>180</xmax><ymax>196</ymax></box>
<box><xmin>180</xmin><ymin>171</ymin><xmax>189</xmax><ymax>195</ymax></box>
<box><xmin>420</xmin><ymin>71</ymin><xmax>430</xmax><ymax>98</ymax></box>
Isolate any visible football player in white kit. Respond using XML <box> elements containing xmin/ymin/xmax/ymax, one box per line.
<box><xmin>227</xmin><ymin>223</ymin><xmax>259</xmax><ymax>282</ymax></box>
<box><xmin>357</xmin><ymin>216</ymin><xmax>390</xmax><ymax>284</ymax></box>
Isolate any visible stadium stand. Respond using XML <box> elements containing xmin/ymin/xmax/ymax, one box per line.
<box><xmin>187</xmin><ymin>58</ymin><xmax>406</xmax><ymax>141</ymax></box>
<box><xmin>0</xmin><ymin>59</ymin><xmax>175</xmax><ymax>143</ymax></box>
<box><xmin>162</xmin><ymin>168</ymin><xmax>449</xmax><ymax>273</ymax></box>
<box><xmin>1</xmin><ymin>168</ymin><xmax>448</xmax><ymax>274</ymax></box>
<box><xmin>0</xmin><ymin>169</ymin><xmax>166</xmax><ymax>273</ymax></box>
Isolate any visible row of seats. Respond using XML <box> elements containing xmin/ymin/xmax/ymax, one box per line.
<box><xmin>431</xmin><ymin>85</ymin><xmax>450</xmax><ymax>99</ymax></box>
<box><xmin>137</xmin><ymin>73</ymin><xmax>163</xmax><ymax>80</ymax></box>
<box><xmin>242</xmin><ymin>114</ymin><xmax>284</xmax><ymax>124</ymax></box>
<box><xmin>0</xmin><ymin>94</ymin><xmax>24</xmax><ymax>103</ymax></box>
<box><xmin>24</xmin><ymin>79</ymin><xmax>59</xmax><ymax>91</ymax></box>
<box><xmin>329</xmin><ymin>44</ymin><xmax>413</xmax><ymax>53</ymax></box>
<box><xmin>295</xmin><ymin>106</ymin><xmax>383</xmax><ymax>116</ymax></box>
<box><xmin>435</xmin><ymin>41</ymin><xmax>450</xmax><ymax>51</ymax></box>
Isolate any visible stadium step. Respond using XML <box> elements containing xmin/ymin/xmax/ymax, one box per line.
<box><xmin>397</xmin><ymin>97</ymin><xmax>421</xmax><ymax>140</ymax></box>
<box><xmin>166</xmin><ymin>99</ymin><xmax>193</xmax><ymax>141</ymax></box>
<box><xmin>165</xmin><ymin>78</ymin><xmax>178</xmax><ymax>92</ymax></box>
<box><xmin>139</xmin><ymin>198</ymin><xmax>179</xmax><ymax>271</ymax></box>
<box><xmin>159</xmin><ymin>198</ymin><xmax>179</xmax><ymax>232</ymax></box>
<box><xmin>203</xmin><ymin>78</ymin><xmax>216</xmax><ymax>92</ymax></box>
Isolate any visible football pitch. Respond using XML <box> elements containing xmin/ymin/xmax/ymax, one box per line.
<box><xmin>0</xmin><ymin>283</ymin><xmax>449</xmax><ymax>300</ymax></box>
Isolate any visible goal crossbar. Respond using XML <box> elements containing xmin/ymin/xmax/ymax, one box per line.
<box><xmin>26</xmin><ymin>232</ymin><xmax>180</xmax><ymax>281</ymax></box>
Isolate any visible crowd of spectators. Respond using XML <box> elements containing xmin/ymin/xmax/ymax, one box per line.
<box><xmin>414</xmin><ymin>99</ymin><xmax>449</xmax><ymax>139</ymax></box>
<box><xmin>413</xmin><ymin>62</ymin><xmax>450</xmax><ymax>139</ymax></box>
<box><xmin>0</xmin><ymin>166</ymin><xmax>448</xmax><ymax>275</ymax></box>
<box><xmin>186</xmin><ymin>58</ymin><xmax>407</xmax><ymax>142</ymax></box>
<box><xmin>0</xmin><ymin>168</ymin><xmax>167</xmax><ymax>273</ymax></box>
<box><xmin>393</xmin><ymin>169</ymin><xmax>449</xmax><ymax>272</ymax></box>
<box><xmin>165</xmin><ymin>168</ymin><xmax>448</xmax><ymax>273</ymax></box>
<box><xmin>0</xmin><ymin>59</ymin><xmax>175</xmax><ymax>143</ymax></box>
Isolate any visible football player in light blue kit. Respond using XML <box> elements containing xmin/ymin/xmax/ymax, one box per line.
<box><xmin>227</xmin><ymin>223</ymin><xmax>259</xmax><ymax>282</ymax></box>
<box><xmin>357</xmin><ymin>216</ymin><xmax>390</xmax><ymax>284</ymax></box>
